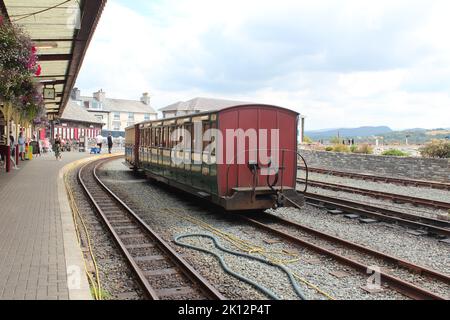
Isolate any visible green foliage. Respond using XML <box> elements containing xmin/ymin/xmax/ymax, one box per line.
<box><xmin>382</xmin><ymin>149</ymin><xmax>409</xmax><ymax>157</ymax></box>
<box><xmin>420</xmin><ymin>140</ymin><xmax>450</xmax><ymax>159</ymax></box>
<box><xmin>332</xmin><ymin>144</ymin><xmax>350</xmax><ymax>153</ymax></box>
<box><xmin>303</xmin><ymin>136</ymin><xmax>313</xmax><ymax>144</ymax></box>
<box><xmin>355</xmin><ymin>144</ymin><xmax>374</xmax><ymax>154</ymax></box>
<box><xmin>350</xmin><ymin>145</ymin><xmax>358</xmax><ymax>153</ymax></box>
<box><xmin>0</xmin><ymin>15</ymin><xmax>44</xmax><ymax>120</ymax></box>
<box><xmin>330</xmin><ymin>136</ymin><xmax>340</xmax><ymax>144</ymax></box>
<box><xmin>90</xmin><ymin>287</ymin><xmax>113</xmax><ymax>300</ymax></box>
<box><xmin>325</xmin><ymin>146</ymin><xmax>333</xmax><ymax>152</ymax></box>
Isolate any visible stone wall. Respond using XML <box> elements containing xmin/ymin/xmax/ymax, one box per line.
<box><xmin>299</xmin><ymin>149</ymin><xmax>450</xmax><ymax>183</ymax></box>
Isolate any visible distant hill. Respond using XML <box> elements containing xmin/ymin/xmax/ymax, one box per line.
<box><xmin>306</xmin><ymin>126</ymin><xmax>393</xmax><ymax>139</ymax></box>
<box><xmin>305</xmin><ymin>126</ymin><xmax>449</xmax><ymax>144</ymax></box>
<box><xmin>379</xmin><ymin>129</ymin><xmax>450</xmax><ymax>144</ymax></box>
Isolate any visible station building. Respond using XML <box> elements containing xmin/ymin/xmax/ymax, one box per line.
<box><xmin>50</xmin><ymin>100</ymin><xmax>104</xmax><ymax>141</ymax></box>
<box><xmin>70</xmin><ymin>88</ymin><xmax>158</xmax><ymax>137</ymax></box>
<box><xmin>159</xmin><ymin>97</ymin><xmax>249</xmax><ymax>119</ymax></box>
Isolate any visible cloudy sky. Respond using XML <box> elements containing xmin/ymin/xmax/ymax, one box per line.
<box><xmin>76</xmin><ymin>0</ymin><xmax>450</xmax><ymax>130</ymax></box>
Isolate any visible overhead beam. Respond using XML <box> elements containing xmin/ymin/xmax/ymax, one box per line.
<box><xmin>39</xmin><ymin>80</ymin><xmax>66</xmax><ymax>85</ymax></box>
<box><xmin>36</xmin><ymin>75</ymin><xmax>67</xmax><ymax>79</ymax></box>
<box><xmin>33</xmin><ymin>38</ymin><xmax>75</xmax><ymax>42</ymax></box>
<box><xmin>38</xmin><ymin>54</ymin><xmax>72</xmax><ymax>61</ymax></box>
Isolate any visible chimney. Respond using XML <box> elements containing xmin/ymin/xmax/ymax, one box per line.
<box><xmin>141</xmin><ymin>92</ymin><xmax>151</xmax><ymax>105</ymax></box>
<box><xmin>93</xmin><ymin>89</ymin><xmax>106</xmax><ymax>102</ymax></box>
<box><xmin>71</xmin><ymin>87</ymin><xmax>81</xmax><ymax>100</ymax></box>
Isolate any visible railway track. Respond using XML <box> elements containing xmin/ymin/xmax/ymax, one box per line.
<box><xmin>298</xmin><ymin>166</ymin><xmax>450</xmax><ymax>191</ymax></box>
<box><xmin>78</xmin><ymin>157</ymin><xmax>224</xmax><ymax>300</ymax></box>
<box><xmin>242</xmin><ymin>213</ymin><xmax>450</xmax><ymax>300</ymax></box>
<box><xmin>298</xmin><ymin>178</ymin><xmax>450</xmax><ymax>211</ymax></box>
<box><xmin>304</xmin><ymin>193</ymin><xmax>450</xmax><ymax>238</ymax></box>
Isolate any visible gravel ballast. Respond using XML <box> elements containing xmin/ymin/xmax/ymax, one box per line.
<box><xmin>95</xmin><ymin>159</ymin><xmax>420</xmax><ymax>300</ymax></box>
<box><xmin>67</xmin><ymin>165</ymin><xmax>145</xmax><ymax>300</ymax></box>
<box><xmin>298</xmin><ymin>171</ymin><xmax>450</xmax><ymax>219</ymax></box>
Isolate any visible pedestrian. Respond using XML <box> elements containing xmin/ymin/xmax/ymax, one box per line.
<box><xmin>18</xmin><ymin>132</ymin><xmax>26</xmax><ymax>161</ymax></box>
<box><xmin>30</xmin><ymin>135</ymin><xmax>40</xmax><ymax>157</ymax></box>
<box><xmin>9</xmin><ymin>131</ymin><xmax>15</xmax><ymax>157</ymax></box>
<box><xmin>107</xmin><ymin>133</ymin><xmax>113</xmax><ymax>154</ymax></box>
<box><xmin>54</xmin><ymin>134</ymin><xmax>62</xmax><ymax>161</ymax></box>
<box><xmin>95</xmin><ymin>133</ymin><xmax>103</xmax><ymax>153</ymax></box>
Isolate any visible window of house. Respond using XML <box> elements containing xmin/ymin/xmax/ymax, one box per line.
<box><xmin>128</xmin><ymin>113</ymin><xmax>134</xmax><ymax>120</ymax></box>
<box><xmin>113</xmin><ymin>122</ymin><xmax>121</xmax><ymax>131</ymax></box>
<box><xmin>91</xmin><ymin>100</ymin><xmax>99</xmax><ymax>109</ymax></box>
<box><xmin>113</xmin><ymin>112</ymin><xmax>120</xmax><ymax>120</ymax></box>
<box><xmin>144</xmin><ymin>113</ymin><xmax>151</xmax><ymax>121</ymax></box>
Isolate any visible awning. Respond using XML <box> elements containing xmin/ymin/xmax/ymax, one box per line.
<box><xmin>0</xmin><ymin>0</ymin><xmax>106</xmax><ymax>117</ymax></box>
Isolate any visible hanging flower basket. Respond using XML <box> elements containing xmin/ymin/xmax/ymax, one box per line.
<box><xmin>0</xmin><ymin>14</ymin><xmax>44</xmax><ymax>122</ymax></box>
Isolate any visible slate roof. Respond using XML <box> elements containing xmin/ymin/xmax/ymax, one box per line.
<box><xmin>159</xmin><ymin>97</ymin><xmax>252</xmax><ymax>113</ymax></box>
<box><xmin>61</xmin><ymin>100</ymin><xmax>104</xmax><ymax>124</ymax></box>
<box><xmin>80</xmin><ymin>96</ymin><xmax>158</xmax><ymax>114</ymax></box>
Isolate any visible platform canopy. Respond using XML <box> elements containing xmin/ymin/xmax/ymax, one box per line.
<box><xmin>0</xmin><ymin>0</ymin><xmax>106</xmax><ymax>117</ymax></box>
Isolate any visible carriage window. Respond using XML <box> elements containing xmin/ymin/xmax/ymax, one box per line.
<box><xmin>163</xmin><ymin>127</ymin><xmax>167</xmax><ymax>147</ymax></box>
<box><xmin>150</xmin><ymin>128</ymin><xmax>155</xmax><ymax>147</ymax></box>
<box><xmin>164</xmin><ymin>127</ymin><xmax>169</xmax><ymax>148</ymax></box>
<box><xmin>168</xmin><ymin>126</ymin><xmax>175</xmax><ymax>148</ymax></box>
<box><xmin>185</xmin><ymin>124</ymin><xmax>193</xmax><ymax>151</ymax></box>
<box><xmin>158</xmin><ymin>128</ymin><xmax>162</xmax><ymax>147</ymax></box>
<box><xmin>146</xmin><ymin>128</ymin><xmax>151</xmax><ymax>147</ymax></box>
<box><xmin>202</xmin><ymin>122</ymin><xmax>211</xmax><ymax>151</ymax></box>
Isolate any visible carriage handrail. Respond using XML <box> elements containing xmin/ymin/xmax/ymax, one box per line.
<box><xmin>224</xmin><ymin>148</ymin><xmax>309</xmax><ymax>196</ymax></box>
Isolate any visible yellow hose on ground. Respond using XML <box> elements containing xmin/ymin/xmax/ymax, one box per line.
<box><xmin>64</xmin><ymin>161</ymin><xmax>103</xmax><ymax>300</ymax></box>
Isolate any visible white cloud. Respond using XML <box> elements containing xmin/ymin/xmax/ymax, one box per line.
<box><xmin>76</xmin><ymin>0</ymin><xmax>450</xmax><ymax>130</ymax></box>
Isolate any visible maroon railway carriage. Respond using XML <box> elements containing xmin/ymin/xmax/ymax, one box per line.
<box><xmin>125</xmin><ymin>104</ymin><xmax>304</xmax><ymax>211</ymax></box>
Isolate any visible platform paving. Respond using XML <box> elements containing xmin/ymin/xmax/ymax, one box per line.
<box><xmin>0</xmin><ymin>151</ymin><xmax>100</xmax><ymax>300</ymax></box>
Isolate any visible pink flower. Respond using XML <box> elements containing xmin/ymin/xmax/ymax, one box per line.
<box><xmin>35</xmin><ymin>65</ymin><xmax>42</xmax><ymax>76</ymax></box>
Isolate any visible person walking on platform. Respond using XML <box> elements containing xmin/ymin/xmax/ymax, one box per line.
<box><xmin>18</xmin><ymin>132</ymin><xmax>26</xmax><ymax>161</ymax></box>
<box><xmin>107</xmin><ymin>133</ymin><xmax>113</xmax><ymax>154</ymax></box>
<box><xmin>54</xmin><ymin>134</ymin><xmax>62</xmax><ymax>161</ymax></box>
<box><xmin>9</xmin><ymin>131</ymin><xmax>15</xmax><ymax>158</ymax></box>
<box><xmin>96</xmin><ymin>134</ymin><xmax>104</xmax><ymax>153</ymax></box>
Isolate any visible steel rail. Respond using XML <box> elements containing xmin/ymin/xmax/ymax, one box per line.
<box><xmin>298</xmin><ymin>166</ymin><xmax>450</xmax><ymax>191</ymax></box>
<box><xmin>304</xmin><ymin>193</ymin><xmax>450</xmax><ymax>238</ymax></box>
<box><xmin>78</xmin><ymin>156</ymin><xmax>224</xmax><ymax>300</ymax></box>
<box><xmin>298</xmin><ymin>178</ymin><xmax>450</xmax><ymax>211</ymax></box>
<box><xmin>242</xmin><ymin>217</ymin><xmax>448</xmax><ymax>300</ymax></box>
<box><xmin>262</xmin><ymin>212</ymin><xmax>450</xmax><ymax>285</ymax></box>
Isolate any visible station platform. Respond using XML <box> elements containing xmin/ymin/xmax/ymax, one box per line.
<box><xmin>0</xmin><ymin>151</ymin><xmax>103</xmax><ymax>300</ymax></box>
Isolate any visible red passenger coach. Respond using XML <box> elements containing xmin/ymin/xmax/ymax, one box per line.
<box><xmin>125</xmin><ymin>103</ymin><xmax>305</xmax><ymax>211</ymax></box>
